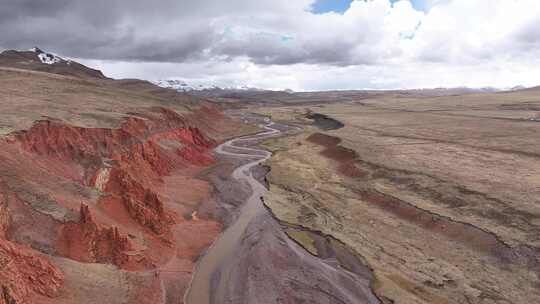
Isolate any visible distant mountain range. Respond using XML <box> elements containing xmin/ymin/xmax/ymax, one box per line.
<box><xmin>152</xmin><ymin>79</ymin><xmax>539</xmax><ymax>108</ymax></box>
<box><xmin>154</xmin><ymin>79</ymin><xmax>531</xmax><ymax>97</ymax></box>
<box><xmin>152</xmin><ymin>79</ymin><xmax>273</xmax><ymax>93</ymax></box>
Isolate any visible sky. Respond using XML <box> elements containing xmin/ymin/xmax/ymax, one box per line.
<box><xmin>1</xmin><ymin>0</ymin><xmax>539</xmax><ymax>91</ymax></box>
<box><xmin>312</xmin><ymin>0</ymin><xmax>354</xmax><ymax>14</ymax></box>
<box><xmin>313</xmin><ymin>0</ymin><xmax>431</xmax><ymax>13</ymax></box>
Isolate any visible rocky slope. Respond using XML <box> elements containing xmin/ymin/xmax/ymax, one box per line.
<box><xmin>0</xmin><ymin>55</ymin><xmax>255</xmax><ymax>303</ymax></box>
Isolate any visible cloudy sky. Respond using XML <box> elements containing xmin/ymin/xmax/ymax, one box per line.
<box><xmin>1</xmin><ymin>0</ymin><xmax>540</xmax><ymax>90</ymax></box>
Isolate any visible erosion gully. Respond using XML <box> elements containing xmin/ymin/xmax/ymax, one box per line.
<box><xmin>184</xmin><ymin>116</ymin><xmax>379</xmax><ymax>304</ymax></box>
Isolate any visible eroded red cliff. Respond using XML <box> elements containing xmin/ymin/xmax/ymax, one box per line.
<box><xmin>0</xmin><ymin>104</ymin><xmax>238</xmax><ymax>303</ymax></box>
<box><xmin>13</xmin><ymin>107</ymin><xmax>216</xmax><ymax>241</ymax></box>
<box><xmin>57</xmin><ymin>204</ymin><xmax>152</xmax><ymax>270</ymax></box>
<box><xmin>0</xmin><ymin>61</ymin><xmax>254</xmax><ymax>303</ymax></box>
<box><xmin>0</xmin><ymin>193</ymin><xmax>64</xmax><ymax>304</ymax></box>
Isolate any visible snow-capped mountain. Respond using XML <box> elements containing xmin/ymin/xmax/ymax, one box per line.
<box><xmin>152</xmin><ymin>79</ymin><xmax>265</xmax><ymax>93</ymax></box>
<box><xmin>0</xmin><ymin>47</ymin><xmax>107</xmax><ymax>79</ymax></box>
<box><xmin>153</xmin><ymin>80</ymin><xmax>219</xmax><ymax>92</ymax></box>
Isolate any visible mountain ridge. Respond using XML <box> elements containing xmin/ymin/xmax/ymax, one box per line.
<box><xmin>0</xmin><ymin>47</ymin><xmax>108</xmax><ymax>79</ymax></box>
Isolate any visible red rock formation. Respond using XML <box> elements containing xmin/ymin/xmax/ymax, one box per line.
<box><xmin>0</xmin><ymin>240</ymin><xmax>65</xmax><ymax>304</ymax></box>
<box><xmin>0</xmin><ymin>105</ymin><xmax>229</xmax><ymax>303</ymax></box>
<box><xmin>12</xmin><ymin>108</ymin><xmax>216</xmax><ymax>239</ymax></box>
<box><xmin>14</xmin><ymin>109</ymin><xmax>214</xmax><ymax>173</ymax></box>
<box><xmin>176</xmin><ymin>127</ymin><xmax>214</xmax><ymax>148</ymax></box>
<box><xmin>178</xmin><ymin>145</ymin><xmax>214</xmax><ymax>166</ymax></box>
<box><xmin>57</xmin><ymin>204</ymin><xmax>152</xmax><ymax>270</ymax></box>
<box><xmin>104</xmin><ymin>168</ymin><xmax>173</xmax><ymax>235</ymax></box>
<box><xmin>14</xmin><ymin>119</ymin><xmax>129</xmax><ymax>163</ymax></box>
<box><xmin>0</xmin><ymin>195</ymin><xmax>64</xmax><ymax>304</ymax></box>
<box><xmin>0</xmin><ymin>192</ymin><xmax>8</xmax><ymax>234</ymax></box>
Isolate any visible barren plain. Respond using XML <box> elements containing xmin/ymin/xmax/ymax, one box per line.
<box><xmin>256</xmin><ymin>90</ymin><xmax>540</xmax><ymax>304</ymax></box>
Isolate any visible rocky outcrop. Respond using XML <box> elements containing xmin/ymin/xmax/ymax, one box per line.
<box><xmin>0</xmin><ymin>239</ymin><xmax>64</xmax><ymax>304</ymax></box>
<box><xmin>178</xmin><ymin>145</ymin><xmax>214</xmax><ymax>166</ymax></box>
<box><xmin>13</xmin><ymin>109</ymin><xmax>215</xmax><ymax>174</ymax></box>
<box><xmin>12</xmin><ymin>107</ymin><xmax>216</xmax><ymax>238</ymax></box>
<box><xmin>0</xmin><ymin>193</ymin><xmax>64</xmax><ymax>304</ymax></box>
<box><xmin>57</xmin><ymin>204</ymin><xmax>152</xmax><ymax>270</ymax></box>
<box><xmin>0</xmin><ymin>106</ymin><xmax>220</xmax><ymax>281</ymax></box>
<box><xmin>106</xmin><ymin>170</ymin><xmax>172</xmax><ymax>235</ymax></box>
<box><xmin>0</xmin><ymin>192</ymin><xmax>8</xmax><ymax>233</ymax></box>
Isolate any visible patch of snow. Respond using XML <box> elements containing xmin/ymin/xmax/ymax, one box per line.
<box><xmin>37</xmin><ymin>52</ymin><xmax>62</xmax><ymax>65</ymax></box>
<box><xmin>28</xmin><ymin>47</ymin><xmax>63</xmax><ymax>65</ymax></box>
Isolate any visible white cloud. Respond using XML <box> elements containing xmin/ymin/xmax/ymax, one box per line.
<box><xmin>73</xmin><ymin>0</ymin><xmax>540</xmax><ymax>90</ymax></box>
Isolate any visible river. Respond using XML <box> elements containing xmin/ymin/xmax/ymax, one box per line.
<box><xmin>184</xmin><ymin>122</ymin><xmax>280</xmax><ymax>304</ymax></box>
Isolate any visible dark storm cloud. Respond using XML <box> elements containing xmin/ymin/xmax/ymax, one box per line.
<box><xmin>0</xmin><ymin>0</ymin><xmax>378</xmax><ymax>65</ymax></box>
<box><xmin>0</xmin><ymin>0</ymin><xmax>224</xmax><ymax>62</ymax></box>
